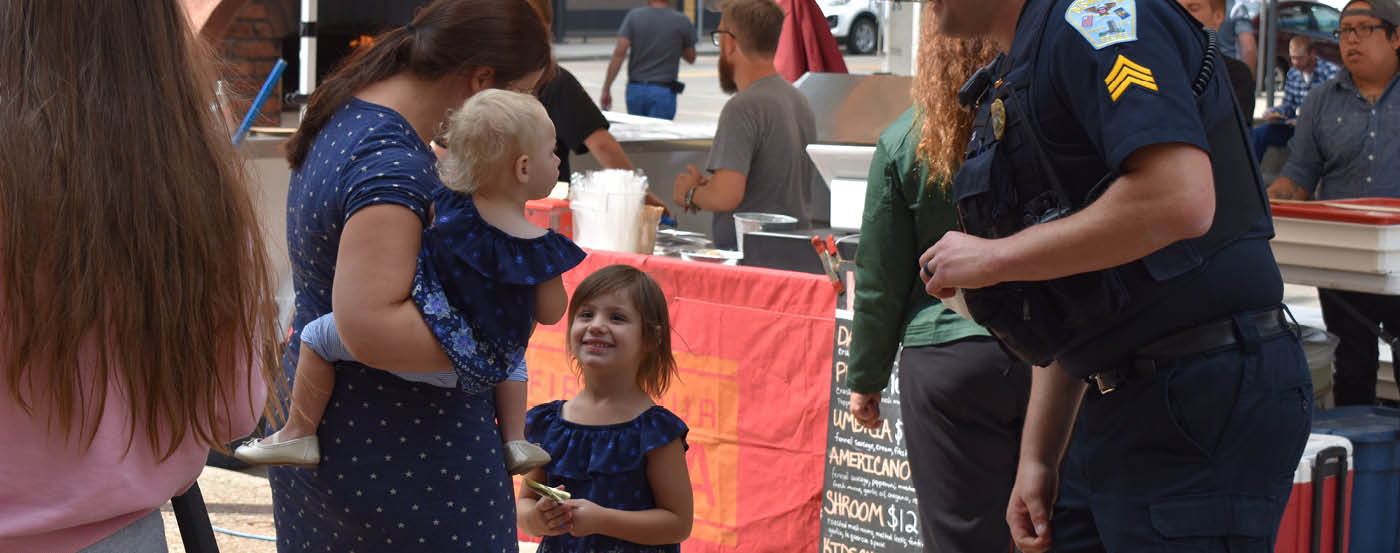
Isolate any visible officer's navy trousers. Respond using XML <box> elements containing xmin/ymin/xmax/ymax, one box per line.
<box><xmin>1051</xmin><ymin>309</ymin><xmax>1312</xmax><ymax>552</ymax></box>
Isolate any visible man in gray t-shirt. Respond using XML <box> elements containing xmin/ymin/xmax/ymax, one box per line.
<box><xmin>672</xmin><ymin>0</ymin><xmax>818</xmax><ymax>249</ymax></box>
<box><xmin>601</xmin><ymin>0</ymin><xmax>698</xmax><ymax>119</ymax></box>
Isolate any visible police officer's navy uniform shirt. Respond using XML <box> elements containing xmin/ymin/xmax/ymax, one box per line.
<box><xmin>1013</xmin><ymin>0</ymin><xmax>1283</xmax><ymax>372</ymax></box>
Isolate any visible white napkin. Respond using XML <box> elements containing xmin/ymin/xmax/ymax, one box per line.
<box><xmin>941</xmin><ymin>289</ymin><xmax>973</xmax><ymax>321</ymax></box>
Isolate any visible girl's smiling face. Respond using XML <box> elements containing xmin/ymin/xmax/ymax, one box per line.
<box><xmin>569</xmin><ymin>289</ymin><xmax>646</xmax><ymax>373</ymax></box>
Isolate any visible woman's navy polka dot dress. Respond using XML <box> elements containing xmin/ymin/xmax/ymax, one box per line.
<box><xmin>269</xmin><ymin>98</ymin><xmax>517</xmax><ymax>553</ymax></box>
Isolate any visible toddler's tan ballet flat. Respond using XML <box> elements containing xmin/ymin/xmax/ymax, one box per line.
<box><xmin>233</xmin><ymin>435</ymin><xmax>320</xmax><ymax>467</ymax></box>
<box><xmin>505</xmin><ymin>440</ymin><xmax>551</xmax><ymax>475</ymax></box>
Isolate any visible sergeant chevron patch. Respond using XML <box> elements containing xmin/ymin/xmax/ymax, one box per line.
<box><xmin>1104</xmin><ymin>54</ymin><xmax>1157</xmax><ymax>101</ymax></box>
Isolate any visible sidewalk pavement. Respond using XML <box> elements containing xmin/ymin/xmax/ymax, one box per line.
<box><xmin>552</xmin><ymin>37</ymin><xmax>720</xmax><ymax>62</ymax></box>
<box><xmin>160</xmin><ymin>466</ymin><xmax>539</xmax><ymax>553</ymax></box>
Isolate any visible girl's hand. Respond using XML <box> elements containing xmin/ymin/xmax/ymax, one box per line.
<box><xmin>563</xmin><ymin>498</ymin><xmax>605</xmax><ymax>538</ymax></box>
<box><xmin>529</xmin><ymin>495</ymin><xmax>575</xmax><ymax>536</ymax></box>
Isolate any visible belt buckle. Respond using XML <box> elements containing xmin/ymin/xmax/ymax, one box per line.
<box><xmin>1093</xmin><ymin>373</ymin><xmax>1118</xmax><ymax>395</ymax></box>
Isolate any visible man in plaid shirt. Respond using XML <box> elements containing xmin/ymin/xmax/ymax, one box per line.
<box><xmin>1251</xmin><ymin>35</ymin><xmax>1341</xmax><ymax>161</ymax></box>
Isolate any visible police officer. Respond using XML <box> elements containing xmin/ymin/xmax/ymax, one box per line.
<box><xmin>918</xmin><ymin>1</ymin><xmax>1312</xmax><ymax>552</ymax></box>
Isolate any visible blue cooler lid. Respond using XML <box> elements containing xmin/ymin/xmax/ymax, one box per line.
<box><xmin>1312</xmin><ymin>406</ymin><xmax>1400</xmax><ymax>472</ymax></box>
<box><xmin>1314</xmin><ymin>406</ymin><xmax>1400</xmax><ymax>443</ymax></box>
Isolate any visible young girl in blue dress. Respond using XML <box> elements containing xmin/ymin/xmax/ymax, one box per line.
<box><xmin>236</xmin><ymin>89</ymin><xmax>584</xmax><ymax>475</ymax></box>
<box><xmin>518</xmin><ymin>264</ymin><xmax>694</xmax><ymax>552</ymax></box>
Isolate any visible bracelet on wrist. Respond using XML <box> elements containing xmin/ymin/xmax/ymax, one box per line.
<box><xmin>684</xmin><ymin>186</ymin><xmax>697</xmax><ymax>210</ymax></box>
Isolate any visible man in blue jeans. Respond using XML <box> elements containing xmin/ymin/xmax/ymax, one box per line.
<box><xmin>1252</xmin><ymin>35</ymin><xmax>1340</xmax><ymax>161</ymax></box>
<box><xmin>601</xmin><ymin>0</ymin><xmax>697</xmax><ymax>119</ymax></box>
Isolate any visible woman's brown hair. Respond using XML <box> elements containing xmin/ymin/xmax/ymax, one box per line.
<box><xmin>566</xmin><ymin>265</ymin><xmax>678</xmax><ymax>398</ymax></box>
<box><xmin>914</xmin><ymin>4</ymin><xmax>1001</xmax><ymax>186</ymax></box>
<box><xmin>0</xmin><ymin>0</ymin><xmax>282</xmax><ymax>460</ymax></box>
<box><xmin>285</xmin><ymin>0</ymin><xmax>553</xmax><ymax>168</ymax></box>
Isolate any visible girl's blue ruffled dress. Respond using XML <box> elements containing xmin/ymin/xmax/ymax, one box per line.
<box><xmin>526</xmin><ymin>400</ymin><xmax>690</xmax><ymax>553</ymax></box>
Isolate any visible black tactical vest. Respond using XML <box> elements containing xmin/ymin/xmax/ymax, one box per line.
<box><xmin>951</xmin><ymin>0</ymin><xmax>1269</xmax><ymax>368</ymax></box>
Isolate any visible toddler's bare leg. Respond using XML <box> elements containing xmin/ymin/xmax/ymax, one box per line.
<box><xmin>269</xmin><ymin>342</ymin><xmax>335</xmax><ymax>443</ymax></box>
<box><xmin>498</xmin><ymin>380</ymin><xmax>550</xmax><ymax>474</ymax></box>
<box><xmin>495</xmin><ymin>380</ymin><xmax>527</xmax><ymax>442</ymax></box>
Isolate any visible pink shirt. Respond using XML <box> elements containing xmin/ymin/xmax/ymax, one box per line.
<box><xmin>0</xmin><ymin>332</ymin><xmax>266</xmax><ymax>553</ymax></box>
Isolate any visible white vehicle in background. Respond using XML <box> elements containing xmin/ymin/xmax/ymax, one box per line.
<box><xmin>821</xmin><ymin>0</ymin><xmax>880</xmax><ymax>55</ymax></box>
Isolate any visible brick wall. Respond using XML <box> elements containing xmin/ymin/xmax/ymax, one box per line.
<box><xmin>217</xmin><ymin>0</ymin><xmax>286</xmax><ymax>126</ymax></box>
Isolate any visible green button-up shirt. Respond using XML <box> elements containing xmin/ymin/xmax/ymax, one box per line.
<box><xmin>847</xmin><ymin>108</ymin><xmax>991</xmax><ymax>395</ymax></box>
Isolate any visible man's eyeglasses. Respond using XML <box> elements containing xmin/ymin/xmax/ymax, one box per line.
<box><xmin>1334</xmin><ymin>24</ymin><xmax>1388</xmax><ymax>39</ymax></box>
<box><xmin>710</xmin><ymin>29</ymin><xmax>734</xmax><ymax>47</ymax></box>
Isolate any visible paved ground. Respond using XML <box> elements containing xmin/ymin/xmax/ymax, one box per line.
<box><xmin>160</xmin><ymin>467</ymin><xmax>276</xmax><ymax>553</ymax></box>
<box><xmin>159</xmin><ymin>466</ymin><xmax>540</xmax><ymax>553</ymax></box>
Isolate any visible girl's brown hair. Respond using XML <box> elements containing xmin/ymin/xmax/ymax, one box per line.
<box><xmin>566</xmin><ymin>265</ymin><xmax>678</xmax><ymax>398</ymax></box>
<box><xmin>914</xmin><ymin>4</ymin><xmax>1001</xmax><ymax>186</ymax></box>
<box><xmin>0</xmin><ymin>0</ymin><xmax>282</xmax><ymax>459</ymax></box>
<box><xmin>285</xmin><ymin>0</ymin><xmax>553</xmax><ymax>168</ymax></box>
<box><xmin>524</xmin><ymin>0</ymin><xmax>555</xmax><ymax>28</ymax></box>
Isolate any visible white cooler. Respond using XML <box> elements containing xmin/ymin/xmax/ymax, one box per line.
<box><xmin>1270</xmin><ymin>199</ymin><xmax>1400</xmax><ymax>294</ymax></box>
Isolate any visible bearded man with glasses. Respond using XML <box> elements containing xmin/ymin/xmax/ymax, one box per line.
<box><xmin>1268</xmin><ymin>0</ymin><xmax>1400</xmax><ymax>406</ymax></box>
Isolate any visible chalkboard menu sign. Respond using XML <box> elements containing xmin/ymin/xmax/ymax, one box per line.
<box><xmin>818</xmin><ymin>260</ymin><xmax>923</xmax><ymax>553</ymax></box>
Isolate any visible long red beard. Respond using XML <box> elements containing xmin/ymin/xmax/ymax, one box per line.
<box><xmin>719</xmin><ymin>52</ymin><xmax>738</xmax><ymax>94</ymax></box>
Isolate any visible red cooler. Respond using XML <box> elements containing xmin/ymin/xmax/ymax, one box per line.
<box><xmin>1276</xmin><ymin>434</ymin><xmax>1354</xmax><ymax>553</ymax></box>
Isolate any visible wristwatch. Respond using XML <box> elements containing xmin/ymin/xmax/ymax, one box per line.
<box><xmin>684</xmin><ymin>186</ymin><xmax>698</xmax><ymax>211</ymax></box>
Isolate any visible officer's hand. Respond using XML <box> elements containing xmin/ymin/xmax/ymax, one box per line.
<box><xmin>919</xmin><ymin>231</ymin><xmax>1003</xmax><ymax>298</ymax></box>
<box><xmin>1007</xmin><ymin>459</ymin><xmax>1057</xmax><ymax>553</ymax></box>
<box><xmin>849</xmin><ymin>391</ymin><xmax>882</xmax><ymax>430</ymax></box>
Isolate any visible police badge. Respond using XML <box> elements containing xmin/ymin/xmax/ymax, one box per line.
<box><xmin>990</xmin><ymin>98</ymin><xmax>1006</xmax><ymax>140</ymax></box>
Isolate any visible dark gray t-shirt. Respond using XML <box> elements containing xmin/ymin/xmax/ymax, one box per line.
<box><xmin>705</xmin><ymin>75</ymin><xmax>818</xmax><ymax>249</ymax></box>
<box><xmin>619</xmin><ymin>7</ymin><xmax>696</xmax><ymax>83</ymax></box>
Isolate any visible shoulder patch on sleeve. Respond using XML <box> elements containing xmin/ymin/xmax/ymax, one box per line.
<box><xmin>1065</xmin><ymin>0</ymin><xmax>1138</xmax><ymax>50</ymax></box>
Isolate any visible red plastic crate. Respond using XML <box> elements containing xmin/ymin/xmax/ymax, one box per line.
<box><xmin>525</xmin><ymin>198</ymin><xmax>572</xmax><ymax>239</ymax></box>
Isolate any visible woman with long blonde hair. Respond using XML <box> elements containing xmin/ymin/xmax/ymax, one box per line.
<box><xmin>0</xmin><ymin>1</ymin><xmax>281</xmax><ymax>551</ymax></box>
<box><xmin>844</xmin><ymin>6</ymin><xmax>1031</xmax><ymax>552</ymax></box>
